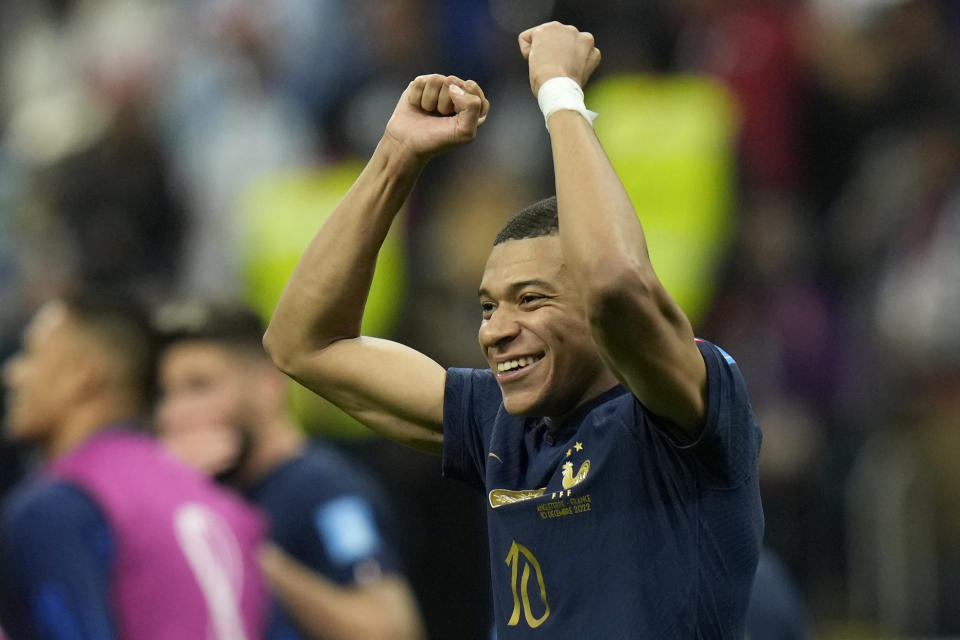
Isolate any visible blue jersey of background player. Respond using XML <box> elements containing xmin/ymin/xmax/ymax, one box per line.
<box><xmin>155</xmin><ymin>301</ymin><xmax>425</xmax><ymax>640</ymax></box>
<box><xmin>262</xmin><ymin>20</ymin><xmax>762</xmax><ymax>640</ymax></box>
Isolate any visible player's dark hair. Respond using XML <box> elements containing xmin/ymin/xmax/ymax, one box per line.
<box><xmin>493</xmin><ymin>196</ymin><xmax>559</xmax><ymax>246</ymax></box>
<box><xmin>60</xmin><ymin>287</ymin><xmax>157</xmax><ymax>409</ymax></box>
<box><xmin>153</xmin><ymin>300</ymin><xmax>267</xmax><ymax>358</ymax></box>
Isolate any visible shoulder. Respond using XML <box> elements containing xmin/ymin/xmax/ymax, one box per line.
<box><xmin>445</xmin><ymin>367</ymin><xmax>500</xmax><ymax>400</ymax></box>
<box><xmin>253</xmin><ymin>445</ymin><xmax>384</xmax><ymax>510</ymax></box>
<box><xmin>2</xmin><ymin>480</ymin><xmax>108</xmax><ymax>548</ymax></box>
<box><xmin>679</xmin><ymin>339</ymin><xmax>762</xmax><ymax>485</ymax></box>
<box><xmin>4</xmin><ymin>480</ymin><xmax>102</xmax><ymax>529</ymax></box>
<box><xmin>695</xmin><ymin>339</ymin><xmax>749</xmax><ymax>396</ymax></box>
<box><xmin>443</xmin><ymin>367</ymin><xmax>503</xmax><ymax>423</ymax></box>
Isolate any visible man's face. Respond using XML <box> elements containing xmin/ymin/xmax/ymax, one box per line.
<box><xmin>2</xmin><ymin>302</ymin><xmax>89</xmax><ymax>444</ymax></box>
<box><xmin>478</xmin><ymin>235</ymin><xmax>613</xmax><ymax>417</ymax></box>
<box><xmin>156</xmin><ymin>342</ymin><xmax>251</xmax><ymax>475</ymax></box>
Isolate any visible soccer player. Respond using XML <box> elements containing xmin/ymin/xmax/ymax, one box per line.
<box><xmin>154</xmin><ymin>301</ymin><xmax>425</xmax><ymax>640</ymax></box>
<box><xmin>0</xmin><ymin>290</ymin><xmax>267</xmax><ymax>640</ymax></box>
<box><xmin>264</xmin><ymin>21</ymin><xmax>763</xmax><ymax>638</ymax></box>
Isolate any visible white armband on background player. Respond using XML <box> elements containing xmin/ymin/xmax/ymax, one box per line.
<box><xmin>537</xmin><ymin>76</ymin><xmax>598</xmax><ymax>128</ymax></box>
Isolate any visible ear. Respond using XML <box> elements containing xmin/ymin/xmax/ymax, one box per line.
<box><xmin>67</xmin><ymin>351</ymin><xmax>110</xmax><ymax>401</ymax></box>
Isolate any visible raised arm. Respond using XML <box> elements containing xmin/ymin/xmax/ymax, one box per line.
<box><xmin>263</xmin><ymin>75</ymin><xmax>489</xmax><ymax>454</ymax></box>
<box><xmin>519</xmin><ymin>23</ymin><xmax>707</xmax><ymax>438</ymax></box>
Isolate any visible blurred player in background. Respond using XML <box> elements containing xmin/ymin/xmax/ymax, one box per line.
<box><xmin>154</xmin><ymin>301</ymin><xmax>424</xmax><ymax>640</ymax></box>
<box><xmin>0</xmin><ymin>289</ymin><xmax>267</xmax><ymax>640</ymax></box>
<box><xmin>264</xmin><ymin>21</ymin><xmax>762</xmax><ymax>638</ymax></box>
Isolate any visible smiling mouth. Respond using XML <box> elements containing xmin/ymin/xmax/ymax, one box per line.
<box><xmin>496</xmin><ymin>354</ymin><xmax>544</xmax><ymax>374</ymax></box>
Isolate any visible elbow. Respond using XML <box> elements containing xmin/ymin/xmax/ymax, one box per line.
<box><xmin>583</xmin><ymin>265</ymin><xmax>659</xmax><ymax>324</ymax></box>
<box><xmin>582</xmin><ymin>265</ymin><xmax>686</xmax><ymax>337</ymax></box>
<box><xmin>262</xmin><ymin>325</ymin><xmax>298</xmax><ymax>377</ymax></box>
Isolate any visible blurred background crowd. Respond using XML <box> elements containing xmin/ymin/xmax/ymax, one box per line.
<box><xmin>1</xmin><ymin>0</ymin><xmax>958</xmax><ymax>637</ymax></box>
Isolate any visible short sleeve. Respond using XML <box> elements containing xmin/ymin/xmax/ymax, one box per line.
<box><xmin>441</xmin><ymin>367</ymin><xmax>502</xmax><ymax>491</ymax></box>
<box><xmin>682</xmin><ymin>340</ymin><xmax>762</xmax><ymax>489</ymax></box>
<box><xmin>309</xmin><ymin>492</ymin><xmax>389</xmax><ymax>585</ymax></box>
<box><xmin>253</xmin><ymin>447</ymin><xmax>404</xmax><ymax>588</ymax></box>
<box><xmin>0</xmin><ymin>482</ymin><xmax>117</xmax><ymax>640</ymax></box>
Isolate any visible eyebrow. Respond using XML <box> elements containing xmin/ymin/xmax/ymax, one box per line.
<box><xmin>478</xmin><ymin>279</ymin><xmax>555</xmax><ymax>300</ymax></box>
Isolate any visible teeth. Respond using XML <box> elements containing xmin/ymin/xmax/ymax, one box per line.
<box><xmin>497</xmin><ymin>356</ymin><xmax>540</xmax><ymax>373</ymax></box>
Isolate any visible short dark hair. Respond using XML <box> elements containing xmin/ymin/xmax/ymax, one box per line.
<box><xmin>493</xmin><ymin>196</ymin><xmax>559</xmax><ymax>246</ymax></box>
<box><xmin>153</xmin><ymin>300</ymin><xmax>266</xmax><ymax>358</ymax></box>
<box><xmin>60</xmin><ymin>287</ymin><xmax>157</xmax><ymax>408</ymax></box>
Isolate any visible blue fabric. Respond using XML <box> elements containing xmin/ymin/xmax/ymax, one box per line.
<box><xmin>247</xmin><ymin>444</ymin><xmax>400</xmax><ymax>640</ymax></box>
<box><xmin>443</xmin><ymin>339</ymin><xmax>764</xmax><ymax>639</ymax></box>
<box><xmin>746</xmin><ymin>549</ymin><xmax>811</xmax><ymax>640</ymax></box>
<box><xmin>0</xmin><ymin>482</ymin><xmax>116</xmax><ymax>640</ymax></box>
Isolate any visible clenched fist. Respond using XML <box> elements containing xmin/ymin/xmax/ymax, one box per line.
<box><xmin>384</xmin><ymin>74</ymin><xmax>490</xmax><ymax>163</ymax></box>
<box><xmin>518</xmin><ymin>22</ymin><xmax>602</xmax><ymax>95</ymax></box>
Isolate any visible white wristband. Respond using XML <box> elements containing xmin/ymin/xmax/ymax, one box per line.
<box><xmin>537</xmin><ymin>76</ymin><xmax>598</xmax><ymax>129</ymax></box>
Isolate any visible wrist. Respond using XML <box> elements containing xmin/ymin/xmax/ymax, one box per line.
<box><xmin>376</xmin><ymin>132</ymin><xmax>428</xmax><ymax>177</ymax></box>
<box><xmin>536</xmin><ymin>76</ymin><xmax>597</xmax><ymax>128</ymax></box>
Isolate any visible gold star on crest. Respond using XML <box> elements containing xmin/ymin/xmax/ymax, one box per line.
<box><xmin>565</xmin><ymin>448</ymin><xmax>572</xmax><ymax>457</ymax></box>
<box><xmin>574</xmin><ymin>442</ymin><xmax>583</xmax><ymax>451</ymax></box>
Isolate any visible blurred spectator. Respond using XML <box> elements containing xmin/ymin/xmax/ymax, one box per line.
<box><xmin>2</xmin><ymin>0</ymin><xmax>185</xmax><ymax>301</ymax></box>
<box><xmin>0</xmin><ymin>289</ymin><xmax>268</xmax><ymax>639</ymax></box>
<box><xmin>158</xmin><ymin>1</ymin><xmax>317</xmax><ymax>298</ymax></box>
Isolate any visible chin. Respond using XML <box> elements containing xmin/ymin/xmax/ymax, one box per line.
<box><xmin>503</xmin><ymin>391</ymin><xmax>558</xmax><ymax>418</ymax></box>
<box><xmin>502</xmin><ymin>394</ymin><xmax>538</xmax><ymax>417</ymax></box>
<box><xmin>6</xmin><ymin>413</ymin><xmax>50</xmax><ymax>444</ymax></box>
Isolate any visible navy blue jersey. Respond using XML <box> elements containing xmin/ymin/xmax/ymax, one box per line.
<box><xmin>0</xmin><ymin>482</ymin><xmax>116</xmax><ymax>640</ymax></box>
<box><xmin>443</xmin><ymin>340</ymin><xmax>763</xmax><ymax>639</ymax></box>
<box><xmin>247</xmin><ymin>443</ymin><xmax>401</xmax><ymax>638</ymax></box>
<box><xmin>746</xmin><ymin>549</ymin><xmax>810</xmax><ymax>640</ymax></box>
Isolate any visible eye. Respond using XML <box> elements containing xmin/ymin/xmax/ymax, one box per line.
<box><xmin>520</xmin><ymin>293</ymin><xmax>544</xmax><ymax>306</ymax></box>
<box><xmin>480</xmin><ymin>301</ymin><xmax>496</xmax><ymax>319</ymax></box>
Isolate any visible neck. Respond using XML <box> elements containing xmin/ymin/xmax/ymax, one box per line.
<box><xmin>545</xmin><ymin>376</ymin><xmax>620</xmax><ymax>431</ymax></box>
<box><xmin>236</xmin><ymin>414</ymin><xmax>306</xmax><ymax>488</ymax></box>
<box><xmin>46</xmin><ymin>398</ymin><xmax>139</xmax><ymax>459</ymax></box>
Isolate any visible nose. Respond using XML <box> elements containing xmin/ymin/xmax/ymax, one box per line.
<box><xmin>478</xmin><ymin>306</ymin><xmax>521</xmax><ymax>351</ymax></box>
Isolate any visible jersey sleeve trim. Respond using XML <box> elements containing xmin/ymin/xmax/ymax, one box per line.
<box><xmin>675</xmin><ymin>339</ymin><xmax>762</xmax><ymax>489</ymax></box>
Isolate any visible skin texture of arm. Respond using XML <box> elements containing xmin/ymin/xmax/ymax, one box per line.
<box><xmin>260</xmin><ymin>544</ymin><xmax>425</xmax><ymax>640</ymax></box>
<box><xmin>263</xmin><ymin>76</ymin><xmax>489</xmax><ymax>455</ymax></box>
<box><xmin>519</xmin><ymin>23</ymin><xmax>708</xmax><ymax>438</ymax></box>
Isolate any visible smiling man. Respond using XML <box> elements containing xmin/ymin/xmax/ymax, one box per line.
<box><xmin>265</xmin><ymin>21</ymin><xmax>763</xmax><ymax>638</ymax></box>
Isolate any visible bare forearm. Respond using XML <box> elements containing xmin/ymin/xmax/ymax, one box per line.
<box><xmin>262</xmin><ymin>546</ymin><xmax>425</xmax><ymax>640</ymax></box>
<box><xmin>549</xmin><ymin>111</ymin><xmax>657</xmax><ymax>301</ymax></box>
<box><xmin>264</xmin><ymin>136</ymin><xmax>422</xmax><ymax>368</ymax></box>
